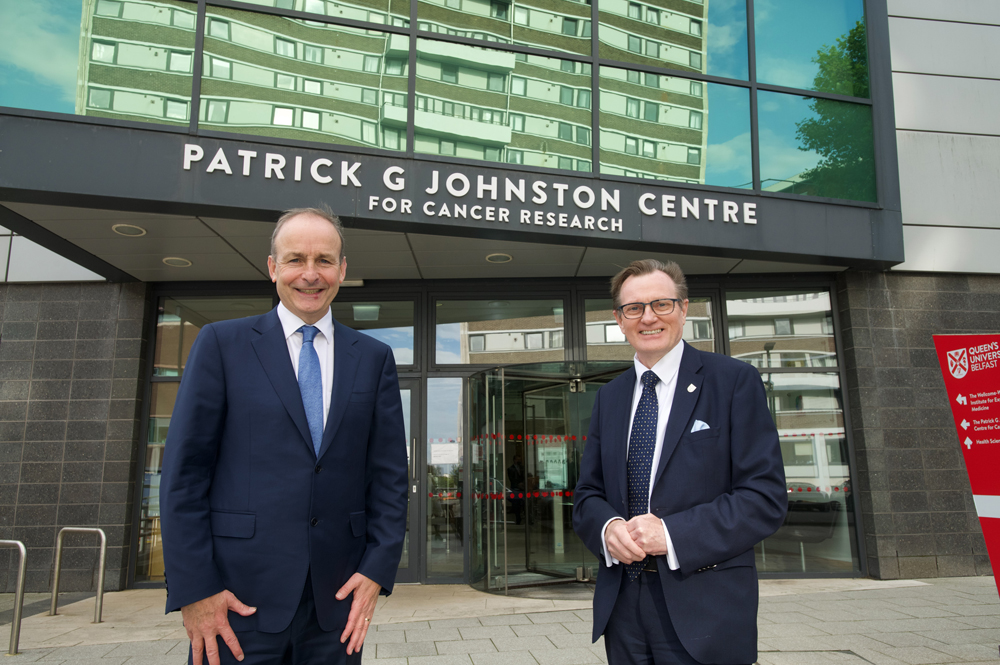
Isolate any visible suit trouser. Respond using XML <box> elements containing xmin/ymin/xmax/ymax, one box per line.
<box><xmin>603</xmin><ymin>569</ymin><xmax>703</xmax><ymax>665</ymax></box>
<box><xmin>189</xmin><ymin>572</ymin><xmax>362</xmax><ymax>665</ymax></box>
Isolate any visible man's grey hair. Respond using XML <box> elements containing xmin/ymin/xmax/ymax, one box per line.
<box><xmin>610</xmin><ymin>259</ymin><xmax>688</xmax><ymax>310</ymax></box>
<box><xmin>270</xmin><ymin>205</ymin><xmax>346</xmax><ymax>260</ymax></box>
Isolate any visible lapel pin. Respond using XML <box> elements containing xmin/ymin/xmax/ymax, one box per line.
<box><xmin>687</xmin><ymin>384</ymin><xmax>697</xmax><ymax>393</ymax></box>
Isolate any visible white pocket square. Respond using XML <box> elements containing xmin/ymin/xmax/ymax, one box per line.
<box><xmin>691</xmin><ymin>420</ymin><xmax>710</xmax><ymax>433</ymax></box>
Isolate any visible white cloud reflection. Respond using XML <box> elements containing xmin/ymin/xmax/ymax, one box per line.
<box><xmin>0</xmin><ymin>1</ymin><xmax>83</xmax><ymax>103</ymax></box>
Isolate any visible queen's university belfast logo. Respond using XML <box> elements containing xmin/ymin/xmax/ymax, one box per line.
<box><xmin>947</xmin><ymin>347</ymin><xmax>969</xmax><ymax>379</ymax></box>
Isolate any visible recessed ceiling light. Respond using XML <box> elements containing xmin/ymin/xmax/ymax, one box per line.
<box><xmin>163</xmin><ymin>257</ymin><xmax>192</xmax><ymax>267</ymax></box>
<box><xmin>112</xmin><ymin>223</ymin><xmax>147</xmax><ymax>237</ymax></box>
<box><xmin>485</xmin><ymin>253</ymin><xmax>512</xmax><ymax>264</ymax></box>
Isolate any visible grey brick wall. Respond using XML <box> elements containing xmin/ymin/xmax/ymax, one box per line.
<box><xmin>838</xmin><ymin>271</ymin><xmax>997</xmax><ymax>579</ymax></box>
<box><xmin>0</xmin><ymin>282</ymin><xmax>151</xmax><ymax>593</ymax></box>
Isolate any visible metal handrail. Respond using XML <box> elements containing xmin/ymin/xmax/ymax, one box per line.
<box><xmin>0</xmin><ymin>540</ymin><xmax>26</xmax><ymax>655</ymax></box>
<box><xmin>49</xmin><ymin>527</ymin><xmax>107</xmax><ymax>624</ymax></box>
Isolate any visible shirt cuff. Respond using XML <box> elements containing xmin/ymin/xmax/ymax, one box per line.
<box><xmin>601</xmin><ymin>517</ymin><xmax>625</xmax><ymax>567</ymax></box>
<box><xmin>662</xmin><ymin>519</ymin><xmax>679</xmax><ymax>570</ymax></box>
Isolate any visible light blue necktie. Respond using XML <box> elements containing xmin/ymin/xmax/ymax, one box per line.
<box><xmin>626</xmin><ymin>370</ymin><xmax>659</xmax><ymax>581</ymax></box>
<box><xmin>297</xmin><ymin>325</ymin><xmax>323</xmax><ymax>457</ymax></box>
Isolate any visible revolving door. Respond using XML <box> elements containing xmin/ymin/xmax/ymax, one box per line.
<box><xmin>469</xmin><ymin>362</ymin><xmax>630</xmax><ymax>593</ymax></box>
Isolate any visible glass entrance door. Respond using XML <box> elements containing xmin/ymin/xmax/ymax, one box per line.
<box><xmin>396</xmin><ymin>378</ymin><xmax>421</xmax><ymax>583</ymax></box>
<box><xmin>470</xmin><ymin>362</ymin><xmax>629</xmax><ymax>592</ymax></box>
<box><xmin>520</xmin><ymin>382</ymin><xmax>597</xmax><ymax>580</ymax></box>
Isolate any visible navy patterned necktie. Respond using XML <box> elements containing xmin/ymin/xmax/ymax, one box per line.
<box><xmin>626</xmin><ymin>369</ymin><xmax>659</xmax><ymax>580</ymax></box>
<box><xmin>297</xmin><ymin>325</ymin><xmax>323</xmax><ymax>457</ymax></box>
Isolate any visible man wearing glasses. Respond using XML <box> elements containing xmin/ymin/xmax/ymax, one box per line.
<box><xmin>573</xmin><ymin>259</ymin><xmax>787</xmax><ymax>665</ymax></box>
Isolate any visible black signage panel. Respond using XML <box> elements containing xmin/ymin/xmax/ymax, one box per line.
<box><xmin>0</xmin><ymin>115</ymin><xmax>903</xmax><ymax>268</ymax></box>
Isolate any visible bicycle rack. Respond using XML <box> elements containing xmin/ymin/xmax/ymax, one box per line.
<box><xmin>49</xmin><ymin>527</ymin><xmax>107</xmax><ymax>624</ymax></box>
<box><xmin>0</xmin><ymin>540</ymin><xmax>26</xmax><ymax>655</ymax></box>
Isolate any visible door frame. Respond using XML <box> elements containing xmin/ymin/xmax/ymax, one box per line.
<box><xmin>395</xmin><ymin>376</ymin><xmax>423</xmax><ymax>584</ymax></box>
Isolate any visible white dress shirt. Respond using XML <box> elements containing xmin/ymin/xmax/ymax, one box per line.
<box><xmin>601</xmin><ymin>340</ymin><xmax>687</xmax><ymax>570</ymax></box>
<box><xmin>276</xmin><ymin>303</ymin><xmax>334</xmax><ymax>426</ymax></box>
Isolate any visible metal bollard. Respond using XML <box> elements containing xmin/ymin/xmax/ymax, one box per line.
<box><xmin>49</xmin><ymin>527</ymin><xmax>107</xmax><ymax>624</ymax></box>
<box><xmin>0</xmin><ymin>540</ymin><xmax>26</xmax><ymax>655</ymax></box>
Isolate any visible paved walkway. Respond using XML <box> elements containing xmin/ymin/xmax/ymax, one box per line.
<box><xmin>1</xmin><ymin>577</ymin><xmax>997</xmax><ymax>665</ymax></box>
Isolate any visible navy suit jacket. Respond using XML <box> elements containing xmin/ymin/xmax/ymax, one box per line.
<box><xmin>573</xmin><ymin>343</ymin><xmax>787</xmax><ymax>665</ymax></box>
<box><xmin>160</xmin><ymin>308</ymin><xmax>409</xmax><ymax>634</ymax></box>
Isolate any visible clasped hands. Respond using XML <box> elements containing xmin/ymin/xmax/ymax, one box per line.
<box><xmin>605</xmin><ymin>513</ymin><xmax>667</xmax><ymax>563</ymax></box>
<box><xmin>181</xmin><ymin>573</ymin><xmax>380</xmax><ymax>665</ymax></box>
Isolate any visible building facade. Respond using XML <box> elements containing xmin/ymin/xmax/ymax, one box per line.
<box><xmin>0</xmin><ymin>0</ymin><xmax>994</xmax><ymax>593</ymax></box>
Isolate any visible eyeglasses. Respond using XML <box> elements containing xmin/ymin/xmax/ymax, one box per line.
<box><xmin>617</xmin><ymin>298</ymin><xmax>683</xmax><ymax>319</ymax></box>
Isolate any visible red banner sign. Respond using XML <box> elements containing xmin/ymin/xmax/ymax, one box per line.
<box><xmin>934</xmin><ymin>334</ymin><xmax>1000</xmax><ymax>597</ymax></box>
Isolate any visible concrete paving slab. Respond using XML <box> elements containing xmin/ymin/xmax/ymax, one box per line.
<box><xmin>510</xmin><ymin>623</ymin><xmax>570</xmax><ymax>637</ymax></box>
<box><xmin>470</xmin><ymin>651</ymin><xmax>540</xmax><ymax>665</ymax></box>
<box><xmin>525</xmin><ymin>611</ymin><xmax>584</xmax><ymax>624</ymax></box>
<box><xmin>530</xmin><ymin>646</ymin><xmax>602</xmax><ymax>665</ymax></box>
<box><xmin>375</xmin><ymin>641</ymin><xmax>439</xmax><ymax>658</ymax></box>
<box><xmin>365</xmin><ymin>629</ymin><xmax>407</xmax><ymax>644</ymax></box>
<box><xmin>434</xmin><ymin>638</ymin><xmax>497</xmax><ymax>655</ymax></box>
<box><xmin>490</xmin><ymin>635</ymin><xmax>557</xmax><ymax>652</ymax></box>
<box><xmin>868</xmin><ymin>645</ymin><xmax>963</xmax><ymax>664</ymax></box>
<box><xmin>562</xmin><ymin>621</ymin><xmax>591</xmax><ymax>634</ymax></box>
<box><xmin>119</xmin><ymin>656</ymin><xmax>185</xmax><ymax>665</ymax></box>
<box><xmin>404</xmin><ymin>627</ymin><xmax>463</xmax><ymax>643</ymax></box>
<box><xmin>867</xmin><ymin>631</ymin><xmax>953</xmax><ymax>648</ymax></box>
<box><xmin>456</xmin><ymin>626</ymin><xmax>517</xmax><ymax>641</ymax></box>
<box><xmin>406</xmin><ymin>654</ymin><xmax>474</xmax><ymax>665</ymax></box>
<box><xmin>546</xmin><ymin>632</ymin><xmax>596</xmax><ymax>649</ymax></box>
<box><xmin>477</xmin><ymin>614</ymin><xmax>532</xmax><ymax>626</ymax></box>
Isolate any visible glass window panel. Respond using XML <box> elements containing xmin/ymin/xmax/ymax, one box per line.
<box><xmin>210</xmin><ymin>18</ymin><xmax>231</xmax><ymax>40</ymax></box>
<box><xmin>275</xmin><ymin>37</ymin><xmax>296</xmax><ymax>57</ymax></box>
<box><xmin>165</xmin><ymin>99</ymin><xmax>188</xmax><ymax>120</ymax></box>
<box><xmin>153</xmin><ymin>296</ymin><xmax>274</xmax><ymax>377</ymax></box>
<box><xmin>758</xmin><ymin>90</ymin><xmax>876</xmax><ymax>202</ymax></box>
<box><xmin>585</xmin><ymin>297</ymin><xmax>714</xmax><ymax>360</ymax></box>
<box><xmin>328</xmin><ymin>300</ymin><xmax>415</xmax><ymax>366</ymax></box>
<box><xmin>135</xmin><ymin>381</ymin><xmax>178</xmax><ymax>582</ymax></box>
<box><xmin>206</xmin><ymin>99</ymin><xmax>228</xmax><ymax>123</ymax></box>
<box><xmin>0</xmin><ymin>0</ymin><xmax>196</xmax><ymax>126</ymax></box>
<box><xmin>210</xmin><ymin>57</ymin><xmax>231</xmax><ymax>79</ymax></box>
<box><xmin>599</xmin><ymin>0</ymin><xmax>747</xmax><ymax>79</ymax></box>
<box><xmin>599</xmin><ymin>66</ymin><xmax>751</xmax><ymax>188</ymax></box>
<box><xmin>168</xmin><ymin>51</ymin><xmax>192</xmax><ymax>73</ymax></box>
<box><xmin>200</xmin><ymin>7</ymin><xmax>408</xmax><ymax>151</ymax></box>
<box><xmin>89</xmin><ymin>88</ymin><xmax>113</xmax><ymax>109</ymax></box>
<box><xmin>92</xmin><ymin>42</ymin><xmax>117</xmax><ymax>64</ymax></box>
<box><xmin>756</xmin><ymin>372</ymin><xmax>860</xmax><ymax>573</ymax></box>
<box><xmin>415</xmin><ymin>40</ymin><xmax>591</xmax><ymax>171</ymax></box>
<box><xmin>436</xmin><ymin>299</ymin><xmax>565</xmax><ymax>365</ymax></box>
<box><xmin>426</xmin><ymin>377</ymin><xmax>464</xmax><ymax>578</ymax></box>
<box><xmin>754</xmin><ymin>0</ymin><xmax>869</xmax><ymax>98</ymax></box>
<box><xmin>418</xmin><ymin>0</ymin><xmax>590</xmax><ymax>56</ymax></box>
<box><xmin>726</xmin><ymin>290</ymin><xmax>837</xmax><ymax>368</ymax></box>
<box><xmin>139</xmin><ymin>294</ymin><xmax>276</xmax><ymax>582</ymax></box>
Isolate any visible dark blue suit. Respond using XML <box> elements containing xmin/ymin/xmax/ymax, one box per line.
<box><xmin>160</xmin><ymin>308</ymin><xmax>408</xmax><ymax>638</ymax></box>
<box><xmin>573</xmin><ymin>343</ymin><xmax>787</xmax><ymax>665</ymax></box>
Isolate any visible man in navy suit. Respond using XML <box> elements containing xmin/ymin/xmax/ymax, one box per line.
<box><xmin>161</xmin><ymin>208</ymin><xmax>408</xmax><ymax>665</ymax></box>
<box><xmin>573</xmin><ymin>259</ymin><xmax>787</xmax><ymax>664</ymax></box>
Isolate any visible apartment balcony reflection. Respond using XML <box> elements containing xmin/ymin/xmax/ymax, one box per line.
<box><xmin>383</xmin><ymin>103</ymin><xmax>513</xmax><ymax>145</ymax></box>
